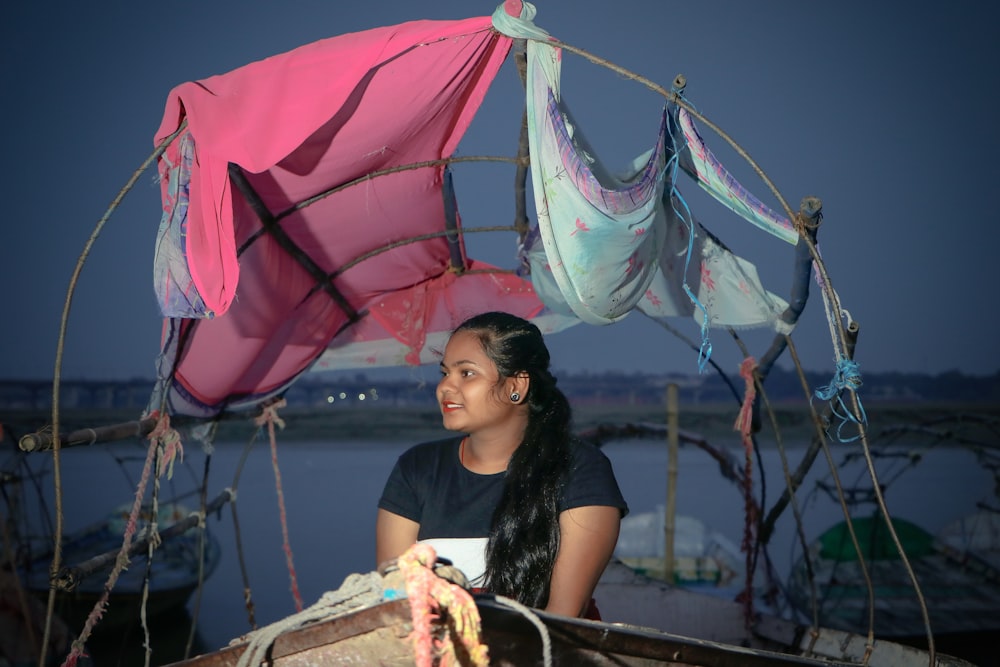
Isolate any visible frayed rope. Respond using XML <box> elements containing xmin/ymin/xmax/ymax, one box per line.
<box><xmin>398</xmin><ymin>543</ymin><xmax>489</xmax><ymax>667</ymax></box>
<box><xmin>147</xmin><ymin>411</ymin><xmax>184</xmax><ymax>480</ymax></box>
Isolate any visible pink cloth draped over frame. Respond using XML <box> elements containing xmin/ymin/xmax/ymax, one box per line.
<box><xmin>150</xmin><ymin>8</ymin><xmax>545</xmax><ymax>415</ymax></box>
<box><xmin>155</xmin><ymin>15</ymin><xmax>511</xmax><ymax>315</ymax></box>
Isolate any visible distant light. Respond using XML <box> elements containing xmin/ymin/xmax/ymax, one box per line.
<box><xmin>339</xmin><ymin>392</ymin><xmax>347</xmax><ymax>399</ymax></box>
<box><xmin>358</xmin><ymin>393</ymin><xmax>366</xmax><ymax>401</ymax></box>
<box><xmin>327</xmin><ymin>396</ymin><xmax>335</xmax><ymax>403</ymax></box>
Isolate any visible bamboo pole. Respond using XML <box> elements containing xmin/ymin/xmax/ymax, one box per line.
<box><xmin>664</xmin><ymin>383</ymin><xmax>679</xmax><ymax>583</ymax></box>
<box><xmin>50</xmin><ymin>488</ymin><xmax>233</xmax><ymax>592</ymax></box>
<box><xmin>19</xmin><ymin>418</ymin><xmax>158</xmax><ymax>452</ymax></box>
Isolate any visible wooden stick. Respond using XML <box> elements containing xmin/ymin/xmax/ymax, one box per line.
<box><xmin>664</xmin><ymin>384</ymin><xmax>679</xmax><ymax>582</ymax></box>
<box><xmin>51</xmin><ymin>489</ymin><xmax>233</xmax><ymax>592</ymax></box>
<box><xmin>19</xmin><ymin>418</ymin><xmax>157</xmax><ymax>452</ymax></box>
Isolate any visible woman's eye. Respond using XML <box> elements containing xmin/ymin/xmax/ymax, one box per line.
<box><xmin>461</xmin><ymin>369</ymin><xmax>474</xmax><ymax>378</ymax></box>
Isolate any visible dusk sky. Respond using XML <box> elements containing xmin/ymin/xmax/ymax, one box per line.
<box><xmin>3</xmin><ymin>1</ymin><xmax>997</xmax><ymax>384</ymax></box>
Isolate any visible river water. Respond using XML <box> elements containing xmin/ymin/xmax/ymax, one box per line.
<box><xmin>22</xmin><ymin>433</ymin><xmax>996</xmax><ymax>664</ymax></box>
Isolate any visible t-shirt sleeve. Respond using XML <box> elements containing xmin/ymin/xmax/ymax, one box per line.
<box><xmin>559</xmin><ymin>441</ymin><xmax>629</xmax><ymax>517</ymax></box>
<box><xmin>378</xmin><ymin>450</ymin><xmax>422</xmax><ymax>522</ymax></box>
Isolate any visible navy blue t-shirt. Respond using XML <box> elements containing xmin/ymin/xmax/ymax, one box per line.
<box><xmin>378</xmin><ymin>436</ymin><xmax>628</xmax><ymax>584</ymax></box>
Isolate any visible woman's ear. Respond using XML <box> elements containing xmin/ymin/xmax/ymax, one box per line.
<box><xmin>508</xmin><ymin>372</ymin><xmax>530</xmax><ymax>404</ymax></box>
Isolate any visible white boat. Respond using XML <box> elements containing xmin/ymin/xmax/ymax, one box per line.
<box><xmin>616</xmin><ymin>507</ymin><xmax>744</xmax><ymax>590</ymax></box>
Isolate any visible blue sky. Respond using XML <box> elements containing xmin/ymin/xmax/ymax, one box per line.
<box><xmin>2</xmin><ymin>1</ymin><xmax>997</xmax><ymax>382</ymax></box>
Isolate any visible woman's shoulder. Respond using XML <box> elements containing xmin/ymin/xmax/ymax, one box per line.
<box><xmin>567</xmin><ymin>437</ymin><xmax>611</xmax><ymax>465</ymax></box>
<box><xmin>562</xmin><ymin>438</ymin><xmax>628</xmax><ymax>514</ymax></box>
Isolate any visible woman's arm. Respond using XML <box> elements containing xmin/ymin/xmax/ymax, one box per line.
<box><xmin>544</xmin><ymin>505</ymin><xmax>621</xmax><ymax>617</ymax></box>
<box><xmin>375</xmin><ymin>508</ymin><xmax>420</xmax><ymax>567</ymax></box>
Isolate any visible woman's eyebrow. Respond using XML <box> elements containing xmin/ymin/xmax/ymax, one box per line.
<box><xmin>441</xmin><ymin>359</ymin><xmax>480</xmax><ymax>369</ymax></box>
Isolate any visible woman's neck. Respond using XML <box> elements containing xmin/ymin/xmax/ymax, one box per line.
<box><xmin>463</xmin><ymin>421</ymin><xmax>526</xmax><ymax>474</ymax></box>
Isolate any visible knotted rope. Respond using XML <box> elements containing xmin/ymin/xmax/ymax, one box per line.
<box><xmin>149</xmin><ymin>411</ymin><xmax>184</xmax><ymax>480</ymax></box>
<box><xmin>254</xmin><ymin>398</ymin><xmax>303</xmax><ymax>612</ymax></box>
<box><xmin>813</xmin><ymin>275</ymin><xmax>867</xmax><ymax>442</ymax></box>
<box><xmin>814</xmin><ymin>357</ymin><xmax>867</xmax><ymax>442</ymax></box>
<box><xmin>397</xmin><ymin>543</ymin><xmax>489</xmax><ymax>667</ymax></box>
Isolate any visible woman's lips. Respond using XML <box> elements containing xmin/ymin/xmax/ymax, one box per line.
<box><xmin>441</xmin><ymin>402</ymin><xmax>462</xmax><ymax>413</ymax></box>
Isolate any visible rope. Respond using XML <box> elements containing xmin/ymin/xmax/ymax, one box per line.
<box><xmin>489</xmin><ymin>595</ymin><xmax>552</xmax><ymax>667</ymax></box>
<box><xmin>39</xmin><ymin>118</ymin><xmax>186</xmax><ymax>667</ymax></box>
<box><xmin>254</xmin><ymin>399</ymin><xmax>303</xmax><ymax>612</ymax></box>
<box><xmin>814</xmin><ymin>358</ymin><xmax>867</xmax><ymax>442</ymax></box>
<box><xmin>60</xmin><ymin>432</ymin><xmax>161</xmax><ymax>667</ymax></box>
<box><xmin>141</xmin><ymin>435</ymin><xmax>169</xmax><ymax>667</ymax></box>
<box><xmin>397</xmin><ymin>543</ymin><xmax>489</xmax><ymax>667</ymax></box>
<box><xmin>232</xmin><ymin>545</ymin><xmax>491</xmax><ymax>667</ymax></box>
<box><xmin>734</xmin><ymin>357</ymin><xmax>757</xmax><ymax>439</ymax></box>
<box><xmin>811</xmin><ymin>262</ymin><xmax>867</xmax><ymax>442</ymax></box>
<box><xmin>664</xmin><ymin>89</ymin><xmax>713</xmax><ymax>373</ymax></box>
<box><xmin>733</xmin><ymin>357</ymin><xmax>758</xmax><ymax>627</ymax></box>
<box><xmin>148</xmin><ymin>412</ymin><xmax>184</xmax><ymax>480</ymax></box>
<box><xmin>233</xmin><ymin>571</ymin><xmax>384</xmax><ymax>667</ymax></box>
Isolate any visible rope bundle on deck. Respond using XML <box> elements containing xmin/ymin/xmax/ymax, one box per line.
<box><xmin>230</xmin><ymin>543</ymin><xmax>489</xmax><ymax>667</ymax></box>
<box><xmin>232</xmin><ymin>571</ymin><xmax>384</xmax><ymax>667</ymax></box>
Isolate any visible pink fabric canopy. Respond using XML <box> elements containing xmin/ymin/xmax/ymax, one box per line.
<box><xmin>149</xmin><ymin>3</ymin><xmax>572</xmax><ymax>417</ymax></box>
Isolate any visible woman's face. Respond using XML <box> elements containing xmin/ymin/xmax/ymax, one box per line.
<box><xmin>436</xmin><ymin>330</ymin><xmax>519</xmax><ymax>434</ymax></box>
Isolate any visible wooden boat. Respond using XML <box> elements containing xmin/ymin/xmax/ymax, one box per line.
<box><xmin>164</xmin><ymin>598</ymin><xmax>837</xmax><ymax>667</ymax></box>
<box><xmin>158</xmin><ymin>558</ymin><xmax>975</xmax><ymax>667</ymax></box>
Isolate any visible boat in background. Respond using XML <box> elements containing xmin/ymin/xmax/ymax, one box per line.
<box><xmin>787</xmin><ymin>512</ymin><xmax>1000</xmax><ymax>633</ymax></box>
<box><xmin>20</xmin><ymin>502</ymin><xmax>222</xmax><ymax>634</ymax></box>
<box><xmin>785</xmin><ymin>511</ymin><xmax>1000</xmax><ymax>664</ymax></box>
<box><xmin>594</xmin><ymin>559</ymin><xmax>976</xmax><ymax>667</ymax></box>
<box><xmin>616</xmin><ymin>508</ymin><xmax>744</xmax><ymax>591</ymax></box>
<box><xmin>938</xmin><ymin>509</ymin><xmax>1000</xmax><ymax>574</ymax></box>
<box><xmin>773</xmin><ymin>415</ymin><xmax>1000</xmax><ymax>666</ymax></box>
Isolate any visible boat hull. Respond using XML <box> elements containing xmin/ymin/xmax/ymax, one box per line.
<box><xmin>167</xmin><ymin>597</ymin><xmax>850</xmax><ymax>667</ymax></box>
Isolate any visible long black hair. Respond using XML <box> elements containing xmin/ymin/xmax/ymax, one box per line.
<box><xmin>453</xmin><ymin>311</ymin><xmax>573</xmax><ymax>607</ymax></box>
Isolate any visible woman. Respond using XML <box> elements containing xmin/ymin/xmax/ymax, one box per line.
<box><xmin>376</xmin><ymin>311</ymin><xmax>627</xmax><ymax>618</ymax></box>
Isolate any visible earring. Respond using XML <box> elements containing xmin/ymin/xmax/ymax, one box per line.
<box><xmin>510</xmin><ymin>392</ymin><xmax>520</xmax><ymax>403</ymax></box>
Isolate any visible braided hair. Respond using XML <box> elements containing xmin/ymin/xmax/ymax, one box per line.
<box><xmin>453</xmin><ymin>311</ymin><xmax>572</xmax><ymax>607</ymax></box>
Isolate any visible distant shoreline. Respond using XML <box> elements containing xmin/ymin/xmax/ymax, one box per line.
<box><xmin>4</xmin><ymin>402</ymin><xmax>997</xmax><ymax>448</ymax></box>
